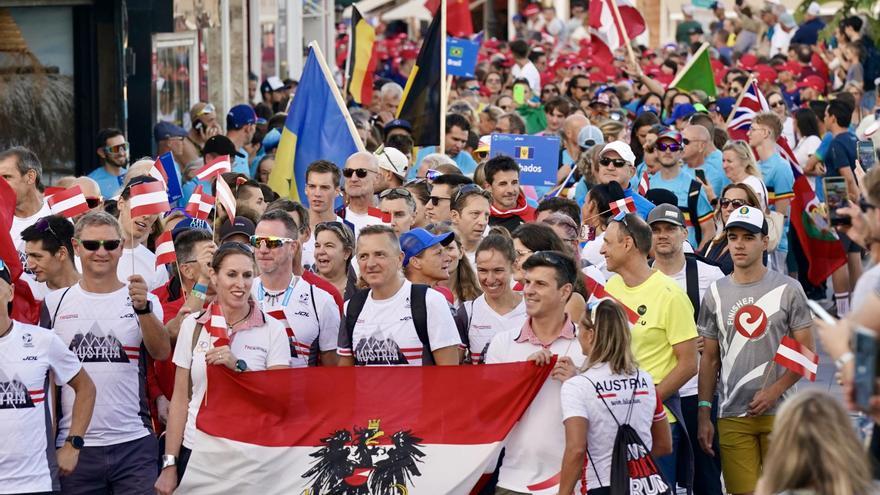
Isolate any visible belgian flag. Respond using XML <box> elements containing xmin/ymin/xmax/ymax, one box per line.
<box><xmin>346</xmin><ymin>6</ymin><xmax>378</xmax><ymax>106</ymax></box>
<box><xmin>396</xmin><ymin>10</ymin><xmax>442</xmax><ymax>147</ymax></box>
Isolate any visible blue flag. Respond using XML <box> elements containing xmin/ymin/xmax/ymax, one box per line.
<box><xmin>156</xmin><ymin>152</ymin><xmax>183</xmax><ymax>205</ymax></box>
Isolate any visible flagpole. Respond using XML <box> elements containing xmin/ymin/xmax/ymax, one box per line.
<box><xmin>668</xmin><ymin>42</ymin><xmax>710</xmax><ymax>91</ymax></box>
<box><xmin>608</xmin><ymin>0</ymin><xmax>638</xmax><ymax>69</ymax></box>
<box><xmin>439</xmin><ymin>0</ymin><xmax>448</xmax><ymax>156</ymax></box>
<box><xmin>726</xmin><ymin>73</ymin><xmax>756</xmax><ymax>125</ymax></box>
<box><xmin>343</xmin><ymin>7</ymin><xmax>356</xmax><ymax>100</ymax></box>
<box><xmin>309</xmin><ymin>41</ymin><xmax>366</xmax><ymax>152</ymax></box>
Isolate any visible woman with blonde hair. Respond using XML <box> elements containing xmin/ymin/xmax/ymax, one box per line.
<box><xmin>555</xmin><ymin>299</ymin><xmax>673</xmax><ymax>495</ymax></box>
<box><xmin>722</xmin><ymin>140</ymin><xmax>768</xmax><ymax>210</ymax></box>
<box><xmin>700</xmin><ymin>183</ymin><xmax>763</xmax><ymax>274</ymax></box>
<box><xmin>755</xmin><ymin>389</ymin><xmax>874</xmax><ymax>495</ymax></box>
<box><xmin>598</xmin><ymin>119</ymin><xmax>627</xmax><ymax>144</ymax></box>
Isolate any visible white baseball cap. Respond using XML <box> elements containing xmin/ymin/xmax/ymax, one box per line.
<box><xmin>375</xmin><ymin>147</ymin><xmax>409</xmax><ymax>178</ymax></box>
<box><xmin>682</xmin><ymin>4</ymin><xmax>695</xmax><ymax>16</ymax></box>
<box><xmin>725</xmin><ymin>205</ymin><xmax>768</xmax><ymax>234</ymax></box>
<box><xmin>599</xmin><ymin>141</ymin><xmax>636</xmax><ymax>165</ymax></box>
<box><xmin>807</xmin><ymin>1</ymin><xmax>821</xmax><ymax>15</ymax></box>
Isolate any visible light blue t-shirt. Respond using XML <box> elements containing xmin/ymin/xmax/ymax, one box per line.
<box><xmin>88</xmin><ymin>166</ymin><xmax>127</xmax><ymax>199</ymax></box>
<box><xmin>233</xmin><ymin>148</ymin><xmax>250</xmax><ymax>177</ymax></box>
<box><xmin>648</xmin><ymin>169</ymin><xmax>713</xmax><ymax>247</ymax></box>
<box><xmin>412</xmin><ymin>146</ymin><xmax>479</xmax><ymax>179</ymax></box>
<box><xmin>758</xmin><ymin>152</ymin><xmax>795</xmax><ymax>252</ymax></box>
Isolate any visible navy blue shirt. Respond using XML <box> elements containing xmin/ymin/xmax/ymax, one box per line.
<box><xmin>790</xmin><ymin>18</ymin><xmax>825</xmax><ymax>46</ymax></box>
<box><xmin>825</xmin><ymin>131</ymin><xmax>857</xmax><ymax>178</ymax></box>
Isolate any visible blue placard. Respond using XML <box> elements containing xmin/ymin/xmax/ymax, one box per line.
<box><xmin>446</xmin><ymin>37</ymin><xmax>480</xmax><ymax>78</ymax></box>
<box><xmin>489</xmin><ymin>134</ymin><xmax>560</xmax><ymax>187</ymax></box>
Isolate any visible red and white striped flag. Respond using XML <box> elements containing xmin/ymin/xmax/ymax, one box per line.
<box><xmin>47</xmin><ymin>185</ymin><xmax>89</xmax><ymax>218</ymax></box>
<box><xmin>637</xmin><ymin>170</ymin><xmax>650</xmax><ymax>196</ymax></box>
<box><xmin>148</xmin><ymin>157</ymin><xmax>169</xmax><ymax>186</ymax></box>
<box><xmin>205</xmin><ymin>303</ymin><xmax>230</xmax><ymax>347</ymax></box>
<box><xmin>215</xmin><ymin>178</ymin><xmax>237</xmax><ymax>221</ymax></box>
<box><xmin>773</xmin><ymin>335</ymin><xmax>818</xmax><ymax>382</ymax></box>
<box><xmin>583</xmin><ymin>275</ymin><xmax>641</xmax><ymax>326</ymax></box>
<box><xmin>610</xmin><ymin>196</ymin><xmax>635</xmax><ymax>215</ymax></box>
<box><xmin>185</xmin><ymin>185</ymin><xmax>215</xmax><ymax>220</ymax></box>
<box><xmin>154</xmin><ymin>230</ymin><xmax>176</xmax><ymax>267</ymax></box>
<box><xmin>129</xmin><ymin>181</ymin><xmax>170</xmax><ymax>218</ymax></box>
<box><xmin>196</xmin><ymin>155</ymin><xmax>232</xmax><ymax>181</ymax></box>
<box><xmin>588</xmin><ymin>0</ymin><xmax>646</xmax><ymax>64</ymax></box>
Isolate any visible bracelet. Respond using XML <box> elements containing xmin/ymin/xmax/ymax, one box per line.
<box><xmin>190</xmin><ymin>289</ymin><xmax>207</xmax><ymax>300</ymax></box>
<box><xmin>193</xmin><ymin>283</ymin><xmax>208</xmax><ymax>294</ymax></box>
<box><xmin>835</xmin><ymin>351</ymin><xmax>854</xmax><ymax>370</ymax></box>
<box><xmin>697</xmin><ymin>400</ymin><xmax>713</xmax><ymax>409</ymax></box>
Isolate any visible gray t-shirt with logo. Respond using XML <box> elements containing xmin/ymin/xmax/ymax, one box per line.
<box><xmin>697</xmin><ymin>270</ymin><xmax>813</xmax><ymax>418</ymax></box>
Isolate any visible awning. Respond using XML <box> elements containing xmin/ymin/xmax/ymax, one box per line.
<box><xmin>381</xmin><ymin>0</ymin><xmax>431</xmax><ymax>21</ymax></box>
<box><xmin>342</xmin><ymin>0</ymin><xmax>398</xmax><ymax>18</ymax></box>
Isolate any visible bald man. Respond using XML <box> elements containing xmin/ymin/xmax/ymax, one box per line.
<box><xmin>336</xmin><ymin>151</ymin><xmax>387</xmax><ymax>239</ymax></box>
<box><xmin>72</xmin><ymin>177</ymin><xmax>104</xmax><ymax>211</ymax></box>
<box><xmin>682</xmin><ymin>124</ymin><xmax>728</xmax><ymax>198</ymax></box>
<box><xmin>557</xmin><ymin>114</ymin><xmax>590</xmax><ymax>186</ymax></box>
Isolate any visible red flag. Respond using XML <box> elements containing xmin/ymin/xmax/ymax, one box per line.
<box><xmin>196</xmin><ymin>155</ymin><xmax>232</xmax><ymax>181</ymax></box>
<box><xmin>47</xmin><ymin>185</ymin><xmax>90</xmax><ymax>219</ymax></box>
<box><xmin>425</xmin><ymin>0</ymin><xmax>473</xmax><ymax>37</ymax></box>
<box><xmin>148</xmin><ymin>157</ymin><xmax>169</xmax><ymax>185</ymax></box>
<box><xmin>205</xmin><ymin>303</ymin><xmax>229</xmax><ymax>347</ymax></box>
<box><xmin>185</xmin><ymin>185</ymin><xmax>215</xmax><ymax>220</ymax></box>
<box><xmin>583</xmin><ymin>275</ymin><xmax>640</xmax><ymax>325</ymax></box>
<box><xmin>589</xmin><ymin>0</ymin><xmax>645</xmax><ymax>52</ymax></box>
<box><xmin>0</xmin><ymin>179</ymin><xmax>38</xmax><ymax>322</ymax></box>
<box><xmin>154</xmin><ymin>231</ymin><xmax>176</xmax><ymax>267</ymax></box>
<box><xmin>610</xmin><ymin>196</ymin><xmax>635</xmax><ymax>215</ymax></box>
<box><xmin>129</xmin><ymin>181</ymin><xmax>170</xmax><ymax>218</ymax></box>
<box><xmin>638</xmin><ymin>170</ymin><xmax>650</xmax><ymax>196</ymax></box>
<box><xmin>215</xmin><ymin>178</ymin><xmax>237</xmax><ymax>221</ymax></box>
<box><xmin>773</xmin><ymin>335</ymin><xmax>818</xmax><ymax>381</ymax></box>
<box><xmin>178</xmin><ymin>361</ymin><xmax>553</xmax><ymax>493</ymax></box>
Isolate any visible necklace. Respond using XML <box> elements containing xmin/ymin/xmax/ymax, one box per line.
<box><xmin>227</xmin><ymin>306</ymin><xmax>253</xmax><ymax>330</ymax></box>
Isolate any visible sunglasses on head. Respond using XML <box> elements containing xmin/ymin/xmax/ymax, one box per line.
<box><xmin>77</xmin><ymin>239</ymin><xmax>122</xmax><ymax>251</ymax></box>
<box><xmin>599</xmin><ymin>157</ymin><xmax>629</xmax><ymax>168</ymax></box>
<box><xmin>452</xmin><ymin>183</ymin><xmax>490</xmax><ymax>204</ymax></box>
<box><xmin>720</xmin><ymin>198</ymin><xmax>747</xmax><ymax>209</ymax></box>
<box><xmin>342</xmin><ymin>168</ymin><xmax>374</xmax><ymax>179</ymax></box>
<box><xmin>378</xmin><ymin>188</ymin><xmax>413</xmax><ymax>200</ymax></box>
<box><xmin>655</xmin><ymin>142</ymin><xmax>682</xmax><ymax>152</ymax></box>
<box><xmin>35</xmin><ymin>217</ymin><xmax>62</xmax><ymax>245</ymax></box>
<box><xmin>611</xmin><ymin>212</ymin><xmax>640</xmax><ymax>250</ymax></box>
<box><xmin>249</xmin><ymin>235</ymin><xmax>294</xmax><ymax>249</ymax></box>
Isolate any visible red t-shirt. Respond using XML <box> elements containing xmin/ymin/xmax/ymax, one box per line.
<box><xmin>146</xmin><ymin>281</ymin><xmax>186</xmax><ymax>433</ymax></box>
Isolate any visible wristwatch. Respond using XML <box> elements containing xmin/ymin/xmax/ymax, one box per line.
<box><xmin>235</xmin><ymin>359</ymin><xmax>248</xmax><ymax>373</ymax></box>
<box><xmin>65</xmin><ymin>436</ymin><xmax>84</xmax><ymax>450</ymax></box>
<box><xmin>161</xmin><ymin>455</ymin><xmax>177</xmax><ymax>470</ymax></box>
<box><xmin>134</xmin><ymin>300</ymin><xmax>153</xmax><ymax>315</ymax></box>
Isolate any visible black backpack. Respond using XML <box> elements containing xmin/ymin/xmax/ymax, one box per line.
<box><xmin>686</xmin><ymin>179</ymin><xmax>703</xmax><ymax>246</ymax></box>
<box><xmin>583</xmin><ymin>373</ymin><xmax>672</xmax><ymax>495</ymax></box>
<box><xmin>343</xmin><ymin>284</ymin><xmax>433</xmax><ymax>365</ymax></box>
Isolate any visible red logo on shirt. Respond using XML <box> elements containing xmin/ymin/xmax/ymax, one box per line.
<box><xmin>734</xmin><ymin>305</ymin><xmax>768</xmax><ymax>339</ymax></box>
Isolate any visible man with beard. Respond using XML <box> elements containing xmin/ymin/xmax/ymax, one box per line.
<box><xmin>89</xmin><ymin>128</ymin><xmax>129</xmax><ymax>199</ymax></box>
<box><xmin>485</xmin><ymin>156</ymin><xmax>535</xmax><ymax>232</ymax></box>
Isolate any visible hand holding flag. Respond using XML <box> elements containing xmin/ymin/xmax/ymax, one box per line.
<box><xmin>47</xmin><ymin>185</ymin><xmax>90</xmax><ymax>218</ymax></box>
<box><xmin>773</xmin><ymin>335</ymin><xmax>819</xmax><ymax>382</ymax></box>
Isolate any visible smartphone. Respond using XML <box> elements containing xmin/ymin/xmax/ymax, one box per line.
<box><xmin>823</xmin><ymin>176</ymin><xmax>850</xmax><ymax>226</ymax></box>
<box><xmin>512</xmin><ymin>85</ymin><xmax>526</xmax><ymax>105</ymax></box>
<box><xmin>875</xmin><ymin>109</ymin><xmax>880</xmax><ymax>121</ymax></box>
<box><xmin>858</xmin><ymin>140</ymin><xmax>876</xmax><ymax>170</ymax></box>
<box><xmin>695</xmin><ymin>169</ymin><xmax>707</xmax><ymax>184</ymax></box>
<box><xmin>807</xmin><ymin>299</ymin><xmax>836</xmax><ymax>325</ymax></box>
<box><xmin>854</xmin><ymin>325</ymin><xmax>878</xmax><ymax>411</ymax></box>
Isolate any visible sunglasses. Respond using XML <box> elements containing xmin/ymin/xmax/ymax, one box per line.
<box><xmin>542</xmin><ymin>88</ymin><xmax>559</xmax><ymax>94</ymax></box>
<box><xmin>682</xmin><ymin>138</ymin><xmax>703</xmax><ymax>146</ymax></box>
<box><xmin>77</xmin><ymin>239</ymin><xmax>122</xmax><ymax>251</ymax></box>
<box><xmin>249</xmin><ymin>235</ymin><xmax>294</xmax><ymax>249</ymax></box>
<box><xmin>428</xmin><ymin>195</ymin><xmax>452</xmax><ymax>206</ymax></box>
<box><xmin>720</xmin><ymin>198</ymin><xmax>747</xmax><ymax>209</ymax></box>
<box><xmin>655</xmin><ymin>142</ymin><xmax>682</xmax><ymax>152</ymax></box>
<box><xmin>85</xmin><ymin>197</ymin><xmax>102</xmax><ymax>209</ymax></box>
<box><xmin>103</xmin><ymin>143</ymin><xmax>129</xmax><ymax>154</ymax></box>
<box><xmin>342</xmin><ymin>168</ymin><xmax>375</xmax><ymax>179</ymax></box>
<box><xmin>575</xmin><ymin>85</ymin><xmax>590</xmax><ymax>91</ymax></box>
<box><xmin>467</xmin><ymin>85</ymin><xmax>480</xmax><ymax>92</ymax></box>
<box><xmin>378</xmin><ymin>187</ymin><xmax>413</xmax><ymax>200</ymax></box>
<box><xmin>770</xmin><ymin>101</ymin><xmax>785</xmax><ymax>108</ymax></box>
<box><xmin>611</xmin><ymin>212</ymin><xmax>640</xmax><ymax>250</ymax></box>
<box><xmin>599</xmin><ymin>157</ymin><xmax>629</xmax><ymax>168</ymax></box>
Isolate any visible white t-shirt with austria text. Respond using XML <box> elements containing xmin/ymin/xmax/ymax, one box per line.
<box><xmin>463</xmin><ymin>296</ymin><xmax>527</xmax><ymax>364</ymax></box>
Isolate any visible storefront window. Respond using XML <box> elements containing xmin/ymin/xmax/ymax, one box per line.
<box><xmin>152</xmin><ymin>32</ymin><xmax>199</xmax><ymax>128</ymax></box>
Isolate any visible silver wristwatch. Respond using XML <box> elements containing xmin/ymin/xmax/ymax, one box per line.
<box><xmin>161</xmin><ymin>454</ymin><xmax>177</xmax><ymax>470</ymax></box>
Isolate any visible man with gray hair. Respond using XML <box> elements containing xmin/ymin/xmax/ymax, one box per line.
<box><xmin>378</xmin><ymin>82</ymin><xmax>404</xmax><ymax>123</ymax></box>
<box><xmin>495</xmin><ymin>112</ymin><xmax>527</xmax><ymax>135</ymax></box>
<box><xmin>379</xmin><ymin>187</ymin><xmax>418</xmax><ymax>236</ymax></box>
<box><xmin>336</xmin><ymin>151</ymin><xmax>387</xmax><ymax>239</ymax></box>
<box><xmin>0</xmin><ymin>146</ymin><xmax>52</xmax><ymax>297</ymax></box>
<box><xmin>682</xmin><ymin>124</ymin><xmax>728</xmax><ymax>198</ymax></box>
<box><xmin>41</xmin><ymin>210</ymin><xmax>170</xmax><ymax>493</ymax></box>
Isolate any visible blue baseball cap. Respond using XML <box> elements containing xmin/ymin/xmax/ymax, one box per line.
<box><xmin>171</xmin><ymin>216</ymin><xmax>214</xmax><ymax>241</ymax></box>
<box><xmin>663</xmin><ymin>103</ymin><xmax>697</xmax><ymax>125</ymax></box>
<box><xmin>713</xmin><ymin>97</ymin><xmax>736</xmax><ymax>121</ymax></box>
<box><xmin>400</xmin><ymin>228</ymin><xmax>454</xmax><ymax>267</ymax></box>
<box><xmin>154</xmin><ymin>121</ymin><xmax>187</xmax><ymax>142</ymax></box>
<box><xmin>226</xmin><ymin>104</ymin><xmax>257</xmax><ymax>130</ymax></box>
<box><xmin>384</xmin><ymin>119</ymin><xmax>412</xmax><ymax>134</ymax></box>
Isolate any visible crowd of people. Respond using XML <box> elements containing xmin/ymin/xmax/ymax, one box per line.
<box><xmin>4</xmin><ymin>1</ymin><xmax>880</xmax><ymax>494</ymax></box>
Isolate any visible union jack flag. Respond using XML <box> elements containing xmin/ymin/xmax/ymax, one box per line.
<box><xmin>727</xmin><ymin>79</ymin><xmax>800</xmax><ymax>171</ymax></box>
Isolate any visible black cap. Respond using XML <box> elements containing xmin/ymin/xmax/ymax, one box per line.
<box><xmin>219</xmin><ymin>217</ymin><xmax>256</xmax><ymax>242</ymax></box>
<box><xmin>203</xmin><ymin>135</ymin><xmax>246</xmax><ymax>158</ymax></box>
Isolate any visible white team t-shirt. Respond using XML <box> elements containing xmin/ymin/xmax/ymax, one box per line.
<box><xmin>251</xmin><ymin>275</ymin><xmax>341</xmax><ymax>367</ymax></box>
<box><xmin>337</xmin><ymin>281</ymin><xmax>461</xmax><ymax>365</ymax></box>
<box><xmin>173</xmin><ymin>311</ymin><xmax>289</xmax><ymax>448</ymax></box>
<box><xmin>74</xmin><ymin>244</ymin><xmax>169</xmax><ymax>292</ymax></box>
<box><xmin>0</xmin><ymin>321</ymin><xmax>81</xmax><ymax>494</ymax></box>
<box><xmin>43</xmin><ymin>283</ymin><xmax>163</xmax><ymax>447</ymax></box>
<box><xmin>12</xmin><ymin>201</ymin><xmax>52</xmax><ymax>300</ymax></box>
<box><xmin>485</xmin><ymin>325</ymin><xmax>585</xmax><ymax>493</ymax></box>
<box><xmin>344</xmin><ymin>207</ymin><xmax>384</xmax><ymax>240</ymax></box>
<box><xmin>463</xmin><ymin>295</ymin><xmax>526</xmax><ymax>364</ymax></box>
<box><xmin>560</xmin><ymin>364</ymin><xmax>666</xmax><ymax>490</ymax></box>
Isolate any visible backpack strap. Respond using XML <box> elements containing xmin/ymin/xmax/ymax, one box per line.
<box><xmin>410</xmin><ymin>284</ymin><xmax>433</xmax><ymax>366</ymax></box>
<box><xmin>684</xmin><ymin>255</ymin><xmax>700</xmax><ymax>321</ymax></box>
<box><xmin>309</xmin><ymin>283</ymin><xmax>319</xmax><ymax>326</ymax></box>
<box><xmin>344</xmin><ymin>288</ymin><xmax>371</xmax><ymax>365</ymax></box>
<box><xmin>188</xmin><ymin>321</ymin><xmax>204</xmax><ymax>401</ymax></box>
<box><xmin>687</xmin><ymin>179</ymin><xmax>703</xmax><ymax>246</ymax></box>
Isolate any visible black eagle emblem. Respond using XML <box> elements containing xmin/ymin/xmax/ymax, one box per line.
<box><xmin>302</xmin><ymin>419</ymin><xmax>425</xmax><ymax>494</ymax></box>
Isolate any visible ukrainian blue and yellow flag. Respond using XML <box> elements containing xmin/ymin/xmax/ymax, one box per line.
<box><xmin>269</xmin><ymin>44</ymin><xmax>362</xmax><ymax>203</ymax></box>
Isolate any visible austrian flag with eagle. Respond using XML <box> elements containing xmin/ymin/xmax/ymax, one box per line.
<box><xmin>178</xmin><ymin>362</ymin><xmax>553</xmax><ymax>494</ymax></box>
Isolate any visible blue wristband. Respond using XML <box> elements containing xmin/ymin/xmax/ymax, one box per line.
<box><xmin>193</xmin><ymin>283</ymin><xmax>208</xmax><ymax>294</ymax></box>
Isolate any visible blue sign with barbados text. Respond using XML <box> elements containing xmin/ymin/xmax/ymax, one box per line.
<box><xmin>489</xmin><ymin>134</ymin><xmax>560</xmax><ymax>187</ymax></box>
<box><xmin>446</xmin><ymin>37</ymin><xmax>479</xmax><ymax>78</ymax></box>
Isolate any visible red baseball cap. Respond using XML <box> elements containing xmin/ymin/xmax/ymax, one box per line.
<box><xmin>776</xmin><ymin>60</ymin><xmax>802</xmax><ymax>76</ymax></box>
<box><xmin>796</xmin><ymin>75</ymin><xmax>825</xmax><ymax>93</ymax></box>
<box><xmin>523</xmin><ymin>3</ymin><xmax>540</xmax><ymax>16</ymax></box>
<box><xmin>754</xmin><ymin>64</ymin><xmax>778</xmax><ymax>85</ymax></box>
<box><xmin>738</xmin><ymin>53</ymin><xmax>758</xmax><ymax>70</ymax></box>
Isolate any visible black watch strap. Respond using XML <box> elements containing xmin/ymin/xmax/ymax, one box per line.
<box><xmin>134</xmin><ymin>300</ymin><xmax>152</xmax><ymax>315</ymax></box>
<box><xmin>66</xmin><ymin>436</ymin><xmax>84</xmax><ymax>449</ymax></box>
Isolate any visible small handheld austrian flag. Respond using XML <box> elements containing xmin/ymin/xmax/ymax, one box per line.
<box><xmin>47</xmin><ymin>185</ymin><xmax>89</xmax><ymax>218</ymax></box>
<box><xmin>196</xmin><ymin>155</ymin><xmax>232</xmax><ymax>181</ymax></box>
<box><xmin>215</xmin><ymin>178</ymin><xmax>237</xmax><ymax>221</ymax></box>
<box><xmin>185</xmin><ymin>185</ymin><xmax>215</xmax><ymax>220</ymax></box>
<box><xmin>206</xmin><ymin>303</ymin><xmax>230</xmax><ymax>347</ymax></box>
<box><xmin>154</xmin><ymin>231</ymin><xmax>176</xmax><ymax>267</ymax></box>
<box><xmin>773</xmin><ymin>335</ymin><xmax>818</xmax><ymax>382</ymax></box>
<box><xmin>148</xmin><ymin>156</ymin><xmax>169</xmax><ymax>185</ymax></box>
<box><xmin>638</xmin><ymin>171</ymin><xmax>650</xmax><ymax>196</ymax></box>
<box><xmin>129</xmin><ymin>181</ymin><xmax>170</xmax><ymax>217</ymax></box>
<box><xmin>610</xmin><ymin>196</ymin><xmax>635</xmax><ymax>215</ymax></box>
